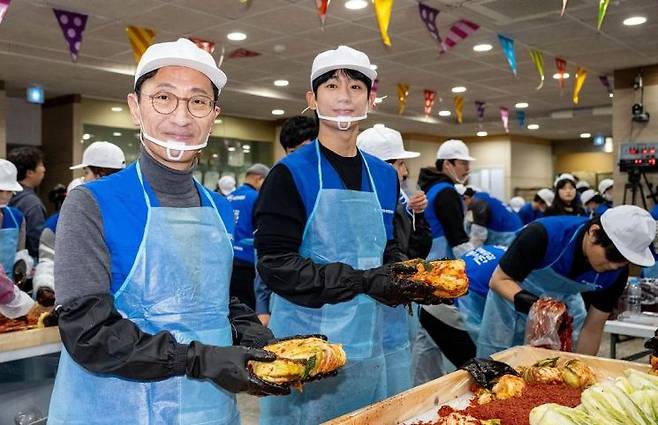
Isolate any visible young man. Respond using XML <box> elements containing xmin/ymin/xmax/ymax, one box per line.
<box><xmin>478</xmin><ymin>206</ymin><xmax>656</xmax><ymax>357</ymax></box>
<box><xmin>517</xmin><ymin>188</ymin><xmax>554</xmax><ymax>225</ymax></box>
<box><xmin>47</xmin><ymin>38</ymin><xmax>285</xmax><ymax>425</ymax></box>
<box><xmin>580</xmin><ymin>189</ymin><xmax>609</xmax><ymax>218</ymax></box>
<box><xmin>8</xmin><ymin>147</ymin><xmax>46</xmax><ymax>259</ymax></box>
<box><xmin>461</xmin><ymin>186</ymin><xmax>523</xmax><ymax>247</ymax></box>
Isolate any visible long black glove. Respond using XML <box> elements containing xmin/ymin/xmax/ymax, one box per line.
<box><xmin>362</xmin><ymin>263</ymin><xmax>452</xmax><ymax>307</ymax></box>
<box><xmin>514</xmin><ymin>289</ymin><xmax>540</xmax><ymax>314</ymax></box>
<box><xmin>185</xmin><ymin>341</ymin><xmax>290</xmax><ymax>396</ymax></box>
<box><xmin>644</xmin><ymin>328</ymin><xmax>658</xmax><ymax>353</ymax></box>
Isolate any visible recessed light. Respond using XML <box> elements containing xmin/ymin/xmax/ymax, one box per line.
<box><xmin>477</xmin><ymin>131</ymin><xmax>488</xmax><ymax>137</ymax></box>
<box><xmin>272</xmin><ymin>109</ymin><xmax>285</xmax><ymax>116</ymax></box>
<box><xmin>515</xmin><ymin>102</ymin><xmax>529</xmax><ymax>109</ymax></box>
<box><xmin>274</xmin><ymin>79</ymin><xmax>289</xmax><ymax>87</ymax></box>
<box><xmin>609</xmin><ymin>93</ymin><xmax>614</xmax><ymax>98</ymax></box>
<box><xmin>82</xmin><ymin>133</ymin><xmax>91</xmax><ymax>140</ymax></box>
<box><xmin>527</xmin><ymin>124</ymin><xmax>540</xmax><ymax>130</ymax></box>
<box><xmin>111</xmin><ymin>106</ymin><xmax>123</xmax><ymax>112</ymax></box>
<box><xmin>451</xmin><ymin>86</ymin><xmax>467</xmax><ymax>93</ymax></box>
<box><xmin>623</xmin><ymin>16</ymin><xmax>647</xmax><ymax>26</ymax></box>
<box><xmin>580</xmin><ymin>133</ymin><xmax>591</xmax><ymax>138</ymax></box>
<box><xmin>552</xmin><ymin>72</ymin><xmax>570</xmax><ymax>80</ymax></box>
<box><xmin>438</xmin><ymin>110</ymin><xmax>451</xmax><ymax>117</ymax></box>
<box><xmin>212</xmin><ymin>153</ymin><xmax>219</xmax><ymax>158</ymax></box>
<box><xmin>227</xmin><ymin>32</ymin><xmax>247</xmax><ymax>41</ymax></box>
<box><xmin>369</xmin><ymin>64</ymin><xmax>378</xmax><ymax>71</ymax></box>
<box><xmin>113</xmin><ymin>132</ymin><xmax>122</xmax><ymax>137</ymax></box>
<box><xmin>345</xmin><ymin>0</ymin><xmax>368</xmax><ymax>10</ymax></box>
<box><xmin>228</xmin><ymin>147</ymin><xmax>236</xmax><ymax>152</ymax></box>
<box><xmin>473</xmin><ymin>43</ymin><xmax>493</xmax><ymax>52</ymax></box>
<box><xmin>214</xmin><ymin>119</ymin><xmax>223</xmax><ymax>124</ymax></box>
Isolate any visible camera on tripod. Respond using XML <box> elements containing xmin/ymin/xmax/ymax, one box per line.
<box><xmin>619</xmin><ymin>142</ymin><xmax>658</xmax><ymax>208</ymax></box>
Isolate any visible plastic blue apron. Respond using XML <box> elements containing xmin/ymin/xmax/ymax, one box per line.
<box><xmin>473</xmin><ymin>193</ymin><xmax>521</xmax><ymax>246</ymax></box>
<box><xmin>48</xmin><ymin>163</ymin><xmax>239</xmax><ymax>425</ymax></box>
<box><xmin>261</xmin><ymin>142</ymin><xmax>389</xmax><ymax>424</ymax></box>
<box><xmin>476</xmin><ymin>227</ymin><xmax>606</xmax><ymax>358</ymax></box>
<box><xmin>0</xmin><ymin>207</ymin><xmax>19</xmax><ymax>278</ymax></box>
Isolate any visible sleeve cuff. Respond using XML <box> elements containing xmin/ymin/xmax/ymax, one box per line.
<box><xmin>172</xmin><ymin>343</ymin><xmax>189</xmax><ymax>376</ymax></box>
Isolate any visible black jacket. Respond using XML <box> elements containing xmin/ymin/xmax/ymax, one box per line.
<box><xmin>394</xmin><ymin>202</ymin><xmax>432</xmax><ymax>259</ymax></box>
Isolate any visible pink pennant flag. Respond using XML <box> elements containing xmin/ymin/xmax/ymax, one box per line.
<box><xmin>228</xmin><ymin>48</ymin><xmax>260</xmax><ymax>59</ymax></box>
<box><xmin>500</xmin><ymin>107</ymin><xmax>509</xmax><ymax>133</ymax></box>
<box><xmin>424</xmin><ymin>89</ymin><xmax>437</xmax><ymax>116</ymax></box>
<box><xmin>0</xmin><ymin>0</ymin><xmax>10</xmax><ymax>25</ymax></box>
<box><xmin>189</xmin><ymin>37</ymin><xmax>215</xmax><ymax>54</ymax></box>
<box><xmin>442</xmin><ymin>19</ymin><xmax>479</xmax><ymax>52</ymax></box>
<box><xmin>53</xmin><ymin>9</ymin><xmax>88</xmax><ymax>62</ymax></box>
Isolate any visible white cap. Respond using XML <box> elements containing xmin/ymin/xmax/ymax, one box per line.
<box><xmin>454</xmin><ymin>184</ymin><xmax>467</xmax><ymax>196</ymax></box>
<box><xmin>67</xmin><ymin>177</ymin><xmax>84</xmax><ymax>192</ymax></box>
<box><xmin>600</xmin><ymin>205</ymin><xmax>656</xmax><ymax>267</ymax></box>
<box><xmin>510</xmin><ymin>196</ymin><xmax>525</xmax><ymax>213</ymax></box>
<box><xmin>576</xmin><ymin>180</ymin><xmax>590</xmax><ymax>190</ymax></box>
<box><xmin>537</xmin><ymin>188</ymin><xmax>555</xmax><ymax>207</ymax></box>
<box><xmin>580</xmin><ymin>189</ymin><xmax>597</xmax><ymax>205</ymax></box>
<box><xmin>0</xmin><ymin>160</ymin><xmax>23</xmax><ymax>192</ymax></box>
<box><xmin>218</xmin><ymin>175</ymin><xmax>236</xmax><ymax>195</ymax></box>
<box><xmin>598</xmin><ymin>179</ymin><xmax>614</xmax><ymax>194</ymax></box>
<box><xmin>554</xmin><ymin>173</ymin><xmax>576</xmax><ymax>187</ymax></box>
<box><xmin>310</xmin><ymin>45</ymin><xmax>377</xmax><ymax>87</ymax></box>
<box><xmin>436</xmin><ymin>139</ymin><xmax>475</xmax><ymax>161</ymax></box>
<box><xmin>135</xmin><ymin>38</ymin><xmax>227</xmax><ymax>93</ymax></box>
<box><xmin>71</xmin><ymin>142</ymin><xmax>126</xmax><ymax>170</ymax></box>
<box><xmin>357</xmin><ymin>124</ymin><xmax>419</xmax><ymax>161</ymax></box>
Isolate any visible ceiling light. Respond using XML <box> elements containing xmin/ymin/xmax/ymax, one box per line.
<box><xmin>580</xmin><ymin>133</ymin><xmax>591</xmax><ymax>138</ymax></box>
<box><xmin>527</xmin><ymin>124</ymin><xmax>540</xmax><ymax>130</ymax></box>
<box><xmin>515</xmin><ymin>102</ymin><xmax>529</xmax><ymax>109</ymax></box>
<box><xmin>228</xmin><ymin>147</ymin><xmax>236</xmax><ymax>152</ymax></box>
<box><xmin>271</xmin><ymin>109</ymin><xmax>285</xmax><ymax>116</ymax></box>
<box><xmin>273</xmin><ymin>79</ymin><xmax>289</xmax><ymax>87</ymax></box>
<box><xmin>369</xmin><ymin>64</ymin><xmax>378</xmax><ymax>71</ymax></box>
<box><xmin>345</xmin><ymin>0</ymin><xmax>368</xmax><ymax>10</ymax></box>
<box><xmin>623</xmin><ymin>16</ymin><xmax>647</xmax><ymax>26</ymax></box>
<box><xmin>82</xmin><ymin>133</ymin><xmax>91</xmax><ymax>140</ymax></box>
<box><xmin>111</xmin><ymin>106</ymin><xmax>123</xmax><ymax>112</ymax></box>
<box><xmin>227</xmin><ymin>32</ymin><xmax>247</xmax><ymax>41</ymax></box>
<box><xmin>609</xmin><ymin>93</ymin><xmax>614</xmax><ymax>98</ymax></box>
<box><xmin>477</xmin><ymin>131</ymin><xmax>488</xmax><ymax>137</ymax></box>
<box><xmin>473</xmin><ymin>43</ymin><xmax>493</xmax><ymax>52</ymax></box>
<box><xmin>214</xmin><ymin>119</ymin><xmax>223</xmax><ymax>124</ymax></box>
<box><xmin>113</xmin><ymin>132</ymin><xmax>122</xmax><ymax>137</ymax></box>
<box><xmin>451</xmin><ymin>86</ymin><xmax>467</xmax><ymax>93</ymax></box>
<box><xmin>438</xmin><ymin>110</ymin><xmax>451</xmax><ymax>117</ymax></box>
<box><xmin>552</xmin><ymin>72</ymin><xmax>570</xmax><ymax>80</ymax></box>
<box><xmin>243</xmin><ymin>145</ymin><xmax>251</xmax><ymax>149</ymax></box>
<box><xmin>212</xmin><ymin>154</ymin><xmax>219</xmax><ymax>158</ymax></box>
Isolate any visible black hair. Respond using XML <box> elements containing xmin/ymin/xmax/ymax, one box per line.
<box><xmin>435</xmin><ymin>159</ymin><xmax>456</xmax><ymax>171</ymax></box>
<box><xmin>463</xmin><ymin>187</ymin><xmax>476</xmax><ymax>197</ymax></box>
<box><xmin>311</xmin><ymin>69</ymin><xmax>372</xmax><ymax>97</ymax></box>
<box><xmin>533</xmin><ymin>194</ymin><xmax>546</xmax><ymax>205</ymax></box>
<box><xmin>586</xmin><ymin>193</ymin><xmax>606</xmax><ymax>205</ymax></box>
<box><xmin>279</xmin><ymin>116</ymin><xmax>318</xmax><ymax>151</ymax></box>
<box><xmin>135</xmin><ymin>69</ymin><xmax>219</xmax><ymax>102</ymax></box>
<box><xmin>587</xmin><ymin>216</ymin><xmax>627</xmax><ymax>263</ymax></box>
<box><xmin>8</xmin><ymin>147</ymin><xmax>44</xmax><ymax>181</ymax></box>
<box><xmin>87</xmin><ymin>166</ymin><xmax>122</xmax><ymax>179</ymax></box>
<box><xmin>48</xmin><ymin>184</ymin><xmax>66</xmax><ymax>212</ymax></box>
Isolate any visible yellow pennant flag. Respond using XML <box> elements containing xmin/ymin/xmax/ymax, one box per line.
<box><xmin>572</xmin><ymin>67</ymin><xmax>587</xmax><ymax>104</ymax></box>
<box><xmin>528</xmin><ymin>49</ymin><xmax>545</xmax><ymax>90</ymax></box>
<box><xmin>126</xmin><ymin>25</ymin><xmax>156</xmax><ymax>63</ymax></box>
<box><xmin>374</xmin><ymin>0</ymin><xmax>394</xmax><ymax>47</ymax></box>
<box><xmin>454</xmin><ymin>96</ymin><xmax>464</xmax><ymax>124</ymax></box>
<box><xmin>397</xmin><ymin>83</ymin><xmax>409</xmax><ymax>115</ymax></box>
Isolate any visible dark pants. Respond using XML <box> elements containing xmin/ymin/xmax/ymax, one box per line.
<box><xmin>230</xmin><ymin>260</ymin><xmax>256</xmax><ymax>310</ymax></box>
<box><xmin>419</xmin><ymin>307</ymin><xmax>476</xmax><ymax>368</ymax></box>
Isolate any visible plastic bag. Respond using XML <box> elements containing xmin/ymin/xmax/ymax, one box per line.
<box><xmin>524</xmin><ymin>297</ymin><xmax>573</xmax><ymax>351</ymax></box>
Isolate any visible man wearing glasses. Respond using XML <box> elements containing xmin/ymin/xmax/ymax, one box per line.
<box><xmin>47</xmin><ymin>38</ymin><xmax>287</xmax><ymax>425</ymax></box>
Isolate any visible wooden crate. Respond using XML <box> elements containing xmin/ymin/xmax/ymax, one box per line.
<box><xmin>324</xmin><ymin>346</ymin><xmax>651</xmax><ymax>425</ymax></box>
<box><xmin>0</xmin><ymin>326</ymin><xmax>60</xmax><ymax>353</ymax></box>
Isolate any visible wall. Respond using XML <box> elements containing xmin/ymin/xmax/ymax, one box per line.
<box><xmin>6</xmin><ymin>96</ymin><xmax>42</xmax><ymax>146</ymax></box>
<box><xmin>510</xmin><ymin>136</ymin><xmax>553</xmax><ymax>193</ymax></box>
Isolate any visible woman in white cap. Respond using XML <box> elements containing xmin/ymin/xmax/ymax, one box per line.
<box><xmin>70</xmin><ymin>141</ymin><xmax>126</xmax><ymax>182</ymax></box>
<box><xmin>598</xmin><ymin>178</ymin><xmax>614</xmax><ymax>207</ymax></box>
<box><xmin>477</xmin><ymin>205</ymin><xmax>656</xmax><ymax>357</ymax></box>
<box><xmin>517</xmin><ymin>188</ymin><xmax>554</xmax><ymax>225</ymax></box>
<box><xmin>255</xmin><ymin>46</ymin><xmax>445</xmax><ymax>424</ymax></box>
<box><xmin>544</xmin><ymin>173</ymin><xmax>585</xmax><ymax>217</ymax></box>
<box><xmin>580</xmin><ymin>189</ymin><xmax>609</xmax><ymax>218</ymax></box>
<box><xmin>47</xmin><ymin>38</ymin><xmax>286</xmax><ymax>425</ymax></box>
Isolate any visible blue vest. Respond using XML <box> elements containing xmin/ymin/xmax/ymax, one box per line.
<box><xmin>535</xmin><ymin>216</ymin><xmax>621</xmax><ymax>289</ymax></box>
<box><xmin>651</xmin><ymin>205</ymin><xmax>658</xmax><ymax>220</ymax></box>
<box><xmin>517</xmin><ymin>202</ymin><xmax>542</xmax><ymax>225</ymax></box>
<box><xmin>462</xmin><ymin>245</ymin><xmax>506</xmax><ymax>296</ymax></box>
<box><xmin>44</xmin><ymin>212</ymin><xmax>59</xmax><ymax>233</ymax></box>
<box><xmin>1</xmin><ymin>206</ymin><xmax>23</xmax><ymax>229</ymax></box>
<box><xmin>280</xmin><ymin>140</ymin><xmax>397</xmax><ymax>240</ymax></box>
<box><xmin>593</xmin><ymin>203</ymin><xmax>610</xmax><ymax>217</ymax></box>
<box><xmin>85</xmin><ymin>163</ymin><xmax>234</xmax><ymax>294</ymax></box>
<box><xmin>474</xmin><ymin>192</ymin><xmax>523</xmax><ymax>232</ymax></box>
<box><xmin>424</xmin><ymin>182</ymin><xmax>459</xmax><ymax>240</ymax></box>
<box><xmin>226</xmin><ymin>184</ymin><xmax>258</xmax><ymax>264</ymax></box>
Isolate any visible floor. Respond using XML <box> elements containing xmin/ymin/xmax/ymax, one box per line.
<box><xmin>236</xmin><ymin>333</ymin><xmax>652</xmax><ymax>425</ymax></box>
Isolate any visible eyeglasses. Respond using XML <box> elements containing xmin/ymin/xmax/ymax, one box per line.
<box><xmin>146</xmin><ymin>91</ymin><xmax>216</xmax><ymax>118</ymax></box>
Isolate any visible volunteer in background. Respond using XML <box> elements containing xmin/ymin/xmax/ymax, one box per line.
<box><xmin>461</xmin><ymin>186</ymin><xmax>523</xmax><ymax>247</ymax></box>
<box><xmin>517</xmin><ymin>188</ymin><xmax>554</xmax><ymax>225</ymax></box>
<box><xmin>227</xmin><ymin>163</ymin><xmax>270</xmax><ymax>309</ymax></box>
<box><xmin>544</xmin><ymin>173</ymin><xmax>585</xmax><ymax>217</ymax></box>
<box><xmin>477</xmin><ymin>206</ymin><xmax>655</xmax><ymax>357</ymax></box>
<box><xmin>509</xmin><ymin>196</ymin><xmax>525</xmax><ymax>214</ymax></box>
<box><xmin>217</xmin><ymin>175</ymin><xmax>236</xmax><ymax>196</ymax></box>
<box><xmin>0</xmin><ymin>160</ymin><xmax>27</xmax><ymax>279</ymax></box>
<box><xmin>599</xmin><ymin>178</ymin><xmax>614</xmax><ymax>207</ymax></box>
<box><xmin>48</xmin><ymin>38</ymin><xmax>285</xmax><ymax>425</ymax></box>
<box><xmin>575</xmin><ymin>180</ymin><xmax>590</xmax><ymax>195</ymax></box>
<box><xmin>580</xmin><ymin>189</ymin><xmax>609</xmax><ymax>218</ymax></box>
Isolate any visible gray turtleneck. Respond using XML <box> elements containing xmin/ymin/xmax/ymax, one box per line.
<box><xmin>55</xmin><ymin>150</ymin><xmax>201</xmax><ymax>305</ymax></box>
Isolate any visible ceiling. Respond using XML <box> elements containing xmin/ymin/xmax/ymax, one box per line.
<box><xmin>0</xmin><ymin>0</ymin><xmax>656</xmax><ymax>140</ymax></box>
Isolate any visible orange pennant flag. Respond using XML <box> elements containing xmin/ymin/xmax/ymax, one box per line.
<box><xmin>374</xmin><ymin>0</ymin><xmax>394</xmax><ymax>47</ymax></box>
<box><xmin>572</xmin><ymin>67</ymin><xmax>588</xmax><ymax>104</ymax></box>
<box><xmin>454</xmin><ymin>96</ymin><xmax>464</xmax><ymax>124</ymax></box>
<box><xmin>397</xmin><ymin>83</ymin><xmax>409</xmax><ymax>115</ymax></box>
<box><xmin>126</xmin><ymin>25</ymin><xmax>155</xmax><ymax>63</ymax></box>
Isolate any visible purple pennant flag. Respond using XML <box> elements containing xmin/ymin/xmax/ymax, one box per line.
<box><xmin>419</xmin><ymin>2</ymin><xmax>443</xmax><ymax>54</ymax></box>
<box><xmin>500</xmin><ymin>107</ymin><xmax>510</xmax><ymax>133</ymax></box>
<box><xmin>53</xmin><ymin>8</ymin><xmax>88</xmax><ymax>62</ymax></box>
<box><xmin>598</xmin><ymin>75</ymin><xmax>613</xmax><ymax>97</ymax></box>
<box><xmin>475</xmin><ymin>101</ymin><xmax>486</xmax><ymax>122</ymax></box>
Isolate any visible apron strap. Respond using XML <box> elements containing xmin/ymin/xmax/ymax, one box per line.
<box><xmin>4</xmin><ymin>207</ymin><xmax>18</xmax><ymax>228</ymax></box>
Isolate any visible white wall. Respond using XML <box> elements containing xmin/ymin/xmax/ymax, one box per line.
<box><xmin>6</xmin><ymin>96</ymin><xmax>41</xmax><ymax>146</ymax></box>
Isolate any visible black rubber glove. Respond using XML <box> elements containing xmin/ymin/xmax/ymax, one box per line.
<box><xmin>644</xmin><ymin>328</ymin><xmax>658</xmax><ymax>353</ymax></box>
<box><xmin>41</xmin><ymin>305</ymin><xmax>60</xmax><ymax>327</ymax></box>
<box><xmin>185</xmin><ymin>341</ymin><xmax>290</xmax><ymax>396</ymax></box>
<box><xmin>514</xmin><ymin>289</ymin><xmax>540</xmax><ymax>314</ymax></box>
<box><xmin>36</xmin><ymin>287</ymin><xmax>56</xmax><ymax>307</ymax></box>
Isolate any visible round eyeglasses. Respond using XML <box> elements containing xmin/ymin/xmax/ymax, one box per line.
<box><xmin>147</xmin><ymin>91</ymin><xmax>216</xmax><ymax>118</ymax></box>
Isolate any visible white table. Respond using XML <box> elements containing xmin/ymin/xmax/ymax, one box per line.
<box><xmin>603</xmin><ymin>319</ymin><xmax>656</xmax><ymax>360</ymax></box>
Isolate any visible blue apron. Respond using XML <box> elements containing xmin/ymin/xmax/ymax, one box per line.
<box><xmin>476</xmin><ymin>221</ymin><xmax>619</xmax><ymax>357</ymax></box>
<box><xmin>424</xmin><ymin>182</ymin><xmax>459</xmax><ymax>260</ymax></box>
<box><xmin>226</xmin><ymin>184</ymin><xmax>258</xmax><ymax>264</ymax></box>
<box><xmin>0</xmin><ymin>207</ymin><xmax>20</xmax><ymax>278</ymax></box>
<box><xmin>261</xmin><ymin>142</ymin><xmax>391</xmax><ymax>424</ymax></box>
<box><xmin>48</xmin><ymin>163</ymin><xmax>239</xmax><ymax>425</ymax></box>
<box><xmin>517</xmin><ymin>203</ymin><xmax>543</xmax><ymax>225</ymax></box>
<box><xmin>473</xmin><ymin>193</ymin><xmax>522</xmax><ymax>246</ymax></box>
